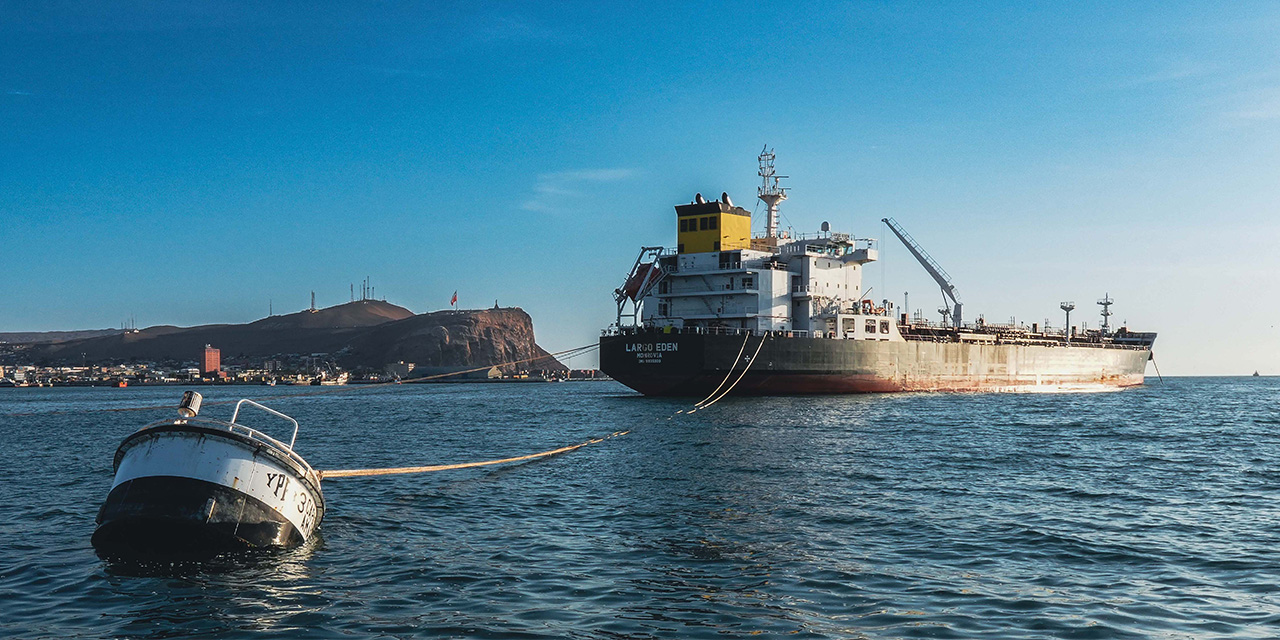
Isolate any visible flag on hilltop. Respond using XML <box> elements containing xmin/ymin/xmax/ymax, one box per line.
<box><xmin>451</xmin><ymin>291</ymin><xmax>458</xmax><ymax>309</ymax></box>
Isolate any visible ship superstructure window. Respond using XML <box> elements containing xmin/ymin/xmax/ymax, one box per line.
<box><xmin>741</xmin><ymin>277</ymin><xmax>754</xmax><ymax>289</ymax></box>
<box><xmin>674</xmin><ymin>197</ymin><xmax>751</xmax><ymax>254</ymax></box>
<box><xmin>866</xmin><ymin>320</ymin><xmax>877</xmax><ymax>333</ymax></box>
<box><xmin>718</xmin><ymin>251</ymin><xmax>741</xmax><ymax>270</ymax></box>
<box><xmin>880</xmin><ymin>320</ymin><xmax>890</xmax><ymax>333</ymax></box>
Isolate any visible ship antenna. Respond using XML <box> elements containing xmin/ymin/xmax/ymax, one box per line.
<box><xmin>757</xmin><ymin>145</ymin><xmax>788</xmax><ymax>238</ymax></box>
<box><xmin>1097</xmin><ymin>293</ymin><xmax>1113</xmax><ymax>335</ymax></box>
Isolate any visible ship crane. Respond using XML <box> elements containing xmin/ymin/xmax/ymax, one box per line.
<box><xmin>881</xmin><ymin>217</ymin><xmax>962</xmax><ymax>329</ymax></box>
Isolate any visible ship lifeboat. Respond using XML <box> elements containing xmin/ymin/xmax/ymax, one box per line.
<box><xmin>91</xmin><ymin>392</ymin><xmax>324</xmax><ymax>558</ymax></box>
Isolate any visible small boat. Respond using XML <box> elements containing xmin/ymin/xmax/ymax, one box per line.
<box><xmin>1254</xmin><ymin>371</ymin><xmax>1261</xmax><ymax>377</ymax></box>
<box><xmin>92</xmin><ymin>392</ymin><xmax>324</xmax><ymax>558</ymax></box>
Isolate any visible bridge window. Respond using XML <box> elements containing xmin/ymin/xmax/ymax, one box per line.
<box><xmin>708</xmin><ymin>217</ymin><xmax>717</xmax><ymax>230</ymax></box>
<box><xmin>679</xmin><ymin>219</ymin><xmax>689</xmax><ymax>232</ymax></box>
<box><xmin>866</xmin><ymin>320</ymin><xmax>877</xmax><ymax>334</ymax></box>
<box><xmin>880</xmin><ymin>320</ymin><xmax>890</xmax><ymax>333</ymax></box>
<box><xmin>700</xmin><ymin>217</ymin><xmax>710</xmax><ymax>230</ymax></box>
<box><xmin>741</xmin><ymin>277</ymin><xmax>754</xmax><ymax>289</ymax></box>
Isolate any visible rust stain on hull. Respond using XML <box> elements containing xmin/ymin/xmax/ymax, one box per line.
<box><xmin>600</xmin><ymin>333</ymin><xmax>1150</xmax><ymax>397</ymax></box>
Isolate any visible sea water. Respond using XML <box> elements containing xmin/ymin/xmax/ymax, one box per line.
<box><xmin>1</xmin><ymin>378</ymin><xmax>1278</xmax><ymax>638</ymax></box>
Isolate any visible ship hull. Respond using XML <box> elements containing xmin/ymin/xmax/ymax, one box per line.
<box><xmin>92</xmin><ymin>423</ymin><xmax>324</xmax><ymax>558</ymax></box>
<box><xmin>599</xmin><ymin>332</ymin><xmax>1149</xmax><ymax>396</ymax></box>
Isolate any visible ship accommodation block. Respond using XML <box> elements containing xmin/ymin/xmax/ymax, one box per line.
<box><xmin>647</xmin><ymin>197</ymin><xmax>882</xmax><ymax>336</ymax></box>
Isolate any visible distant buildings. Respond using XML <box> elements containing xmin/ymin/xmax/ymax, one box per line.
<box><xmin>385</xmin><ymin>361</ymin><xmax>414</xmax><ymax>378</ymax></box>
<box><xmin>202</xmin><ymin>344</ymin><xmax>221</xmax><ymax>375</ymax></box>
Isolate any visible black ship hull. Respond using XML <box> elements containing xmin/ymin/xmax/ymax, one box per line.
<box><xmin>600</xmin><ymin>330</ymin><xmax>1150</xmax><ymax>396</ymax></box>
<box><xmin>92</xmin><ymin>476</ymin><xmax>304</xmax><ymax>557</ymax></box>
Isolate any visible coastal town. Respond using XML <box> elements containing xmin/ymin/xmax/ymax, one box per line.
<box><xmin>0</xmin><ymin>342</ymin><xmax>603</xmax><ymax>387</ymax></box>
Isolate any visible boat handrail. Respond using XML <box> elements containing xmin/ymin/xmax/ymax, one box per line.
<box><xmin>231</xmin><ymin>399</ymin><xmax>301</xmax><ymax>450</ymax></box>
<box><xmin>135</xmin><ymin>415</ymin><xmax>316</xmax><ymax>475</ymax></box>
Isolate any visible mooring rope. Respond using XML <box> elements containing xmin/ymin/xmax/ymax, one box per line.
<box><xmin>676</xmin><ymin>332</ymin><xmax>751</xmax><ymax>414</ymax></box>
<box><xmin>0</xmin><ymin>343</ymin><xmax>600</xmax><ymax>417</ymax></box>
<box><xmin>319</xmin><ymin>430</ymin><xmax>630</xmax><ymax>479</ymax></box>
<box><xmin>685</xmin><ymin>335</ymin><xmax>768</xmax><ymax>414</ymax></box>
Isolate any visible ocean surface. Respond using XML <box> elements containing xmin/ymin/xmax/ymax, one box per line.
<box><xmin>2</xmin><ymin>378</ymin><xmax>1279</xmax><ymax>639</ymax></box>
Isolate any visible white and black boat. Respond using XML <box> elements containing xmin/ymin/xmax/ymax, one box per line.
<box><xmin>92</xmin><ymin>392</ymin><xmax>324</xmax><ymax>557</ymax></box>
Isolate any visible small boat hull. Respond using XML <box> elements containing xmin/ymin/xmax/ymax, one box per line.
<box><xmin>92</xmin><ymin>421</ymin><xmax>324</xmax><ymax>557</ymax></box>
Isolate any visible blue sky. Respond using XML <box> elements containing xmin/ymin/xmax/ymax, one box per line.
<box><xmin>3</xmin><ymin>2</ymin><xmax>1279</xmax><ymax>374</ymax></box>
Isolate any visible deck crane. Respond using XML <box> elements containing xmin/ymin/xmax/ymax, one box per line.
<box><xmin>881</xmin><ymin>218</ymin><xmax>963</xmax><ymax>329</ymax></box>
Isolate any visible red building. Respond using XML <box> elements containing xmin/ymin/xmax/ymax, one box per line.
<box><xmin>202</xmin><ymin>345</ymin><xmax>221</xmax><ymax>375</ymax></box>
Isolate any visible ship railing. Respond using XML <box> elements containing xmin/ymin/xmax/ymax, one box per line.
<box><xmin>223</xmin><ymin>420</ymin><xmax>315</xmax><ymax>472</ymax></box>
<box><xmin>142</xmin><ymin>413</ymin><xmax>316</xmax><ymax>475</ymax></box>
<box><xmin>898</xmin><ymin>332</ymin><xmax>1149</xmax><ymax>350</ymax></box>
<box><xmin>603</xmin><ymin>325</ymin><xmax>815</xmax><ymax>339</ymax></box>
<box><xmin>232</xmin><ymin>399</ymin><xmax>300</xmax><ymax>450</ymax></box>
<box><xmin>606</xmin><ymin>324</ymin><xmax>1150</xmax><ymax>348</ymax></box>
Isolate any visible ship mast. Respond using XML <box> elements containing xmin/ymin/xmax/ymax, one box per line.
<box><xmin>1097</xmin><ymin>293</ymin><xmax>1113</xmax><ymax>335</ymax></box>
<box><xmin>757</xmin><ymin>146</ymin><xmax>788</xmax><ymax>238</ymax></box>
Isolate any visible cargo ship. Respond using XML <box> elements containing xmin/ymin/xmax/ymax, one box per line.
<box><xmin>599</xmin><ymin>149</ymin><xmax>1156</xmax><ymax>395</ymax></box>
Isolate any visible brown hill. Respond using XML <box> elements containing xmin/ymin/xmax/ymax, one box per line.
<box><xmin>248</xmin><ymin>300</ymin><xmax>413</xmax><ymax>330</ymax></box>
<box><xmin>347</xmin><ymin>308</ymin><xmax>564</xmax><ymax>373</ymax></box>
<box><xmin>32</xmin><ymin>300</ymin><xmax>413</xmax><ymax>364</ymax></box>
<box><xmin>0</xmin><ymin>329</ymin><xmax>119</xmax><ymax>344</ymax></box>
<box><xmin>27</xmin><ymin>302</ymin><xmax>564</xmax><ymax>372</ymax></box>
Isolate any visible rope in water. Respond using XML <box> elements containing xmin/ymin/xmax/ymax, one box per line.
<box><xmin>676</xmin><ymin>332</ymin><xmax>751</xmax><ymax>414</ymax></box>
<box><xmin>685</xmin><ymin>335</ymin><xmax>768</xmax><ymax>414</ymax></box>
<box><xmin>321</xmin><ymin>336</ymin><xmax>768</xmax><ymax>477</ymax></box>
<box><xmin>319</xmin><ymin>430</ymin><xmax>630</xmax><ymax>479</ymax></box>
<box><xmin>0</xmin><ymin>343</ymin><xmax>600</xmax><ymax>417</ymax></box>
<box><xmin>7</xmin><ymin>335</ymin><xmax>765</xmax><ymax>479</ymax></box>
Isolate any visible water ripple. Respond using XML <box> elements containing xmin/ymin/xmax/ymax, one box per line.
<box><xmin>2</xmin><ymin>378</ymin><xmax>1279</xmax><ymax>637</ymax></box>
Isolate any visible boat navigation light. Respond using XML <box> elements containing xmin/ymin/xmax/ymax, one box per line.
<box><xmin>178</xmin><ymin>391</ymin><xmax>202</xmax><ymax>418</ymax></box>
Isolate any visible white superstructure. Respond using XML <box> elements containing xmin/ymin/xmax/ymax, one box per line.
<box><xmin>610</xmin><ymin>151</ymin><xmax>901</xmax><ymax>339</ymax></box>
<box><xmin>641</xmin><ymin>232</ymin><xmax>884</xmax><ymax>336</ymax></box>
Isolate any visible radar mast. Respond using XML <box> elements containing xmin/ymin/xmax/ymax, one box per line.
<box><xmin>757</xmin><ymin>146</ymin><xmax>788</xmax><ymax>238</ymax></box>
<box><xmin>1098</xmin><ymin>294</ymin><xmax>1113</xmax><ymax>334</ymax></box>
